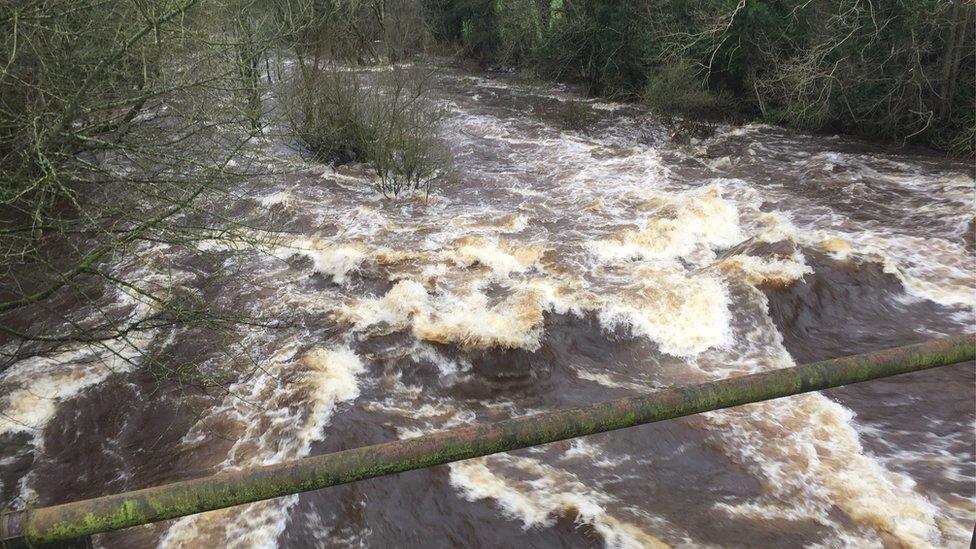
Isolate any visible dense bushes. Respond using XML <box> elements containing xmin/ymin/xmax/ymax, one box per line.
<box><xmin>534</xmin><ymin>1</ymin><xmax>651</xmax><ymax>97</ymax></box>
<box><xmin>286</xmin><ymin>69</ymin><xmax>369</xmax><ymax>164</ymax></box>
<box><xmin>267</xmin><ymin>0</ymin><xmax>432</xmax><ymax>63</ymax></box>
<box><xmin>426</xmin><ymin>0</ymin><xmax>501</xmax><ymax>63</ymax></box>
<box><xmin>426</xmin><ymin>0</ymin><xmax>975</xmax><ymax>155</ymax></box>
<box><xmin>284</xmin><ymin>67</ymin><xmax>446</xmax><ymax>197</ymax></box>
<box><xmin>745</xmin><ymin>1</ymin><xmax>974</xmax><ymax>153</ymax></box>
<box><xmin>642</xmin><ymin>60</ymin><xmax>727</xmax><ymax>118</ymax></box>
<box><xmin>270</xmin><ymin>0</ymin><xmax>448</xmax><ymax>198</ymax></box>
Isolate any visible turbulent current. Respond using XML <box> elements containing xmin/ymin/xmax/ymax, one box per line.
<box><xmin>1</xmin><ymin>65</ymin><xmax>974</xmax><ymax>548</ymax></box>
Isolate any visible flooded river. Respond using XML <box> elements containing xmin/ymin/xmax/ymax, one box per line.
<box><xmin>1</xmin><ymin>65</ymin><xmax>974</xmax><ymax>548</ymax></box>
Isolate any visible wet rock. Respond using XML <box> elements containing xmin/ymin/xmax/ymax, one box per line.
<box><xmin>710</xmin><ymin>155</ymin><xmax>733</xmax><ymax>171</ymax></box>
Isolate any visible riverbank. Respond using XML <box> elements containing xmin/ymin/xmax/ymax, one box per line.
<box><xmin>429</xmin><ymin>0</ymin><xmax>976</xmax><ymax>158</ymax></box>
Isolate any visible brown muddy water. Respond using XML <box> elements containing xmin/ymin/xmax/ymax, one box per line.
<box><xmin>1</xmin><ymin>64</ymin><xmax>974</xmax><ymax>548</ymax></box>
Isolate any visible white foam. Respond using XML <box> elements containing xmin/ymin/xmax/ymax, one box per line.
<box><xmin>276</xmin><ymin>237</ymin><xmax>367</xmax><ymax>285</ymax></box>
<box><xmin>587</xmin><ymin>184</ymin><xmax>742</xmax><ymax>265</ymax></box>
<box><xmin>0</xmin><ymin>341</ymin><xmax>143</xmax><ymax>445</ymax></box>
<box><xmin>450</xmin><ymin>454</ymin><xmax>672</xmax><ymax>548</ymax></box>
<box><xmin>711</xmin><ymin>249</ymin><xmax>813</xmax><ymax>286</ymax></box>
<box><xmin>709</xmin><ymin>394</ymin><xmax>953</xmax><ymax>547</ymax></box>
<box><xmin>804</xmin><ymin>229</ymin><xmax>976</xmax><ymax>308</ymax></box>
<box><xmin>700</xmin><ymin>290</ymin><xmax>964</xmax><ymax>547</ymax></box>
<box><xmin>30</xmin><ymin>66</ymin><xmax>968</xmax><ymax>548</ymax></box>
<box><xmin>597</xmin><ymin>269</ymin><xmax>733</xmax><ymax>357</ymax></box>
<box><xmin>450</xmin><ymin>236</ymin><xmax>544</xmax><ymax>278</ymax></box>
<box><xmin>258</xmin><ymin>191</ymin><xmax>292</xmax><ymax>208</ymax></box>
<box><xmin>160</xmin><ymin>344</ymin><xmax>364</xmax><ymax>548</ymax></box>
<box><xmin>340</xmin><ymin>280</ymin><xmax>548</xmax><ymax>351</ymax></box>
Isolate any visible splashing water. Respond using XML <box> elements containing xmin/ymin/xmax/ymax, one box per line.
<box><xmin>0</xmin><ymin>65</ymin><xmax>973</xmax><ymax>548</ymax></box>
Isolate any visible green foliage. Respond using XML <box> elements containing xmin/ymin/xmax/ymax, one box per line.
<box><xmin>425</xmin><ymin>0</ymin><xmax>975</xmax><ymax>154</ymax></box>
<box><xmin>742</xmin><ymin>0</ymin><xmax>975</xmax><ymax>152</ymax></box>
<box><xmin>494</xmin><ymin>0</ymin><xmax>545</xmax><ymax>66</ymax></box>
<box><xmin>424</xmin><ymin>0</ymin><xmax>492</xmax><ymax>62</ymax></box>
<box><xmin>534</xmin><ymin>0</ymin><xmax>651</xmax><ymax>97</ymax></box>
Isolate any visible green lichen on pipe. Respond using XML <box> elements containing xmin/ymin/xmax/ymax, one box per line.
<box><xmin>8</xmin><ymin>334</ymin><xmax>974</xmax><ymax>545</ymax></box>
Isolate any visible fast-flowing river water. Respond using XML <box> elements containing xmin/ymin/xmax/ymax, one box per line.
<box><xmin>1</xmin><ymin>64</ymin><xmax>974</xmax><ymax>548</ymax></box>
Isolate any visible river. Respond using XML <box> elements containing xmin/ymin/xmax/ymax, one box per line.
<box><xmin>1</xmin><ymin>64</ymin><xmax>974</xmax><ymax>548</ymax></box>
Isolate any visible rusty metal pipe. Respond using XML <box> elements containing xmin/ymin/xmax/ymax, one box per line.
<box><xmin>4</xmin><ymin>334</ymin><xmax>973</xmax><ymax>546</ymax></box>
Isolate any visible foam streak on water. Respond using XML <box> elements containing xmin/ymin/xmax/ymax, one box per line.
<box><xmin>159</xmin><ymin>343</ymin><xmax>364</xmax><ymax>548</ymax></box>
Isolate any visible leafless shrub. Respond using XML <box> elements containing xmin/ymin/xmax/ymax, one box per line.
<box><xmin>531</xmin><ymin>100</ymin><xmax>597</xmax><ymax>132</ymax></box>
<box><xmin>0</xmin><ymin>0</ymin><xmax>286</xmax><ymax>373</ymax></box>
<box><xmin>266</xmin><ymin>0</ymin><xmax>432</xmax><ymax>64</ymax></box>
<box><xmin>642</xmin><ymin>60</ymin><xmax>727</xmax><ymax>117</ymax></box>
<box><xmin>284</xmin><ymin>66</ymin><xmax>447</xmax><ymax>198</ymax></box>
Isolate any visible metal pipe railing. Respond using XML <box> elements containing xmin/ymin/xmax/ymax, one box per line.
<box><xmin>3</xmin><ymin>334</ymin><xmax>972</xmax><ymax>547</ymax></box>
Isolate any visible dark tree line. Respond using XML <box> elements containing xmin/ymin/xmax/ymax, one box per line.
<box><xmin>427</xmin><ymin>0</ymin><xmax>975</xmax><ymax>155</ymax></box>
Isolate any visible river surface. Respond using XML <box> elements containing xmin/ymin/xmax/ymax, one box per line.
<box><xmin>1</xmin><ymin>64</ymin><xmax>974</xmax><ymax>548</ymax></box>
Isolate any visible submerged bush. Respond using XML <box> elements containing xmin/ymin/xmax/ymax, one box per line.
<box><xmin>285</xmin><ymin>67</ymin><xmax>447</xmax><ymax>197</ymax></box>
<box><xmin>642</xmin><ymin>60</ymin><xmax>727</xmax><ymax>118</ymax></box>
<box><xmin>286</xmin><ymin>69</ymin><xmax>372</xmax><ymax>163</ymax></box>
<box><xmin>532</xmin><ymin>100</ymin><xmax>596</xmax><ymax>132</ymax></box>
<box><xmin>366</xmin><ymin>72</ymin><xmax>448</xmax><ymax>198</ymax></box>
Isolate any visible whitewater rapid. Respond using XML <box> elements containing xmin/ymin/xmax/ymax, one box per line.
<box><xmin>0</xmin><ymin>65</ymin><xmax>973</xmax><ymax>548</ymax></box>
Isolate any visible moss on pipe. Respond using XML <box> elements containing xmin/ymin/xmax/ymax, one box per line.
<box><xmin>5</xmin><ymin>334</ymin><xmax>973</xmax><ymax>546</ymax></box>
